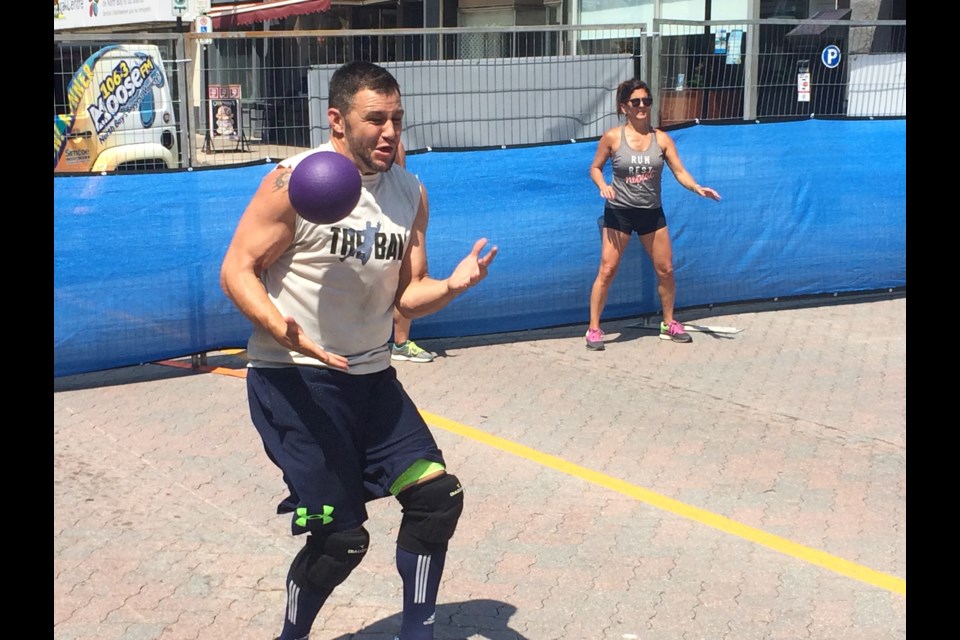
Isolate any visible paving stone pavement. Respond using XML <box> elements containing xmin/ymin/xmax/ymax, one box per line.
<box><xmin>53</xmin><ymin>293</ymin><xmax>906</xmax><ymax>640</ymax></box>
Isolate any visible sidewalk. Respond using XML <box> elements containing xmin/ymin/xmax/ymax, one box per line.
<box><xmin>190</xmin><ymin>133</ymin><xmax>308</xmax><ymax>169</ymax></box>
<box><xmin>54</xmin><ymin>293</ymin><xmax>906</xmax><ymax>640</ymax></box>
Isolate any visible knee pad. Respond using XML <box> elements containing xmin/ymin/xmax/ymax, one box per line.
<box><xmin>396</xmin><ymin>473</ymin><xmax>464</xmax><ymax>555</ymax></box>
<box><xmin>289</xmin><ymin>527</ymin><xmax>369</xmax><ymax>592</ymax></box>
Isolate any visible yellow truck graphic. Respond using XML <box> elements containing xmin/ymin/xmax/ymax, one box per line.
<box><xmin>54</xmin><ymin>44</ymin><xmax>179</xmax><ymax>172</ymax></box>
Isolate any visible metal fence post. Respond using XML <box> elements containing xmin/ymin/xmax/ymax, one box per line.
<box><xmin>650</xmin><ymin>21</ymin><xmax>661</xmax><ymax>128</ymax></box>
<box><xmin>175</xmin><ymin>32</ymin><xmax>194</xmax><ymax>168</ymax></box>
<box><xmin>743</xmin><ymin>12</ymin><xmax>760</xmax><ymax>120</ymax></box>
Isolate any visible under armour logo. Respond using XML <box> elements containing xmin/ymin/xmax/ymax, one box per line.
<box><xmin>295</xmin><ymin>505</ymin><xmax>334</xmax><ymax>527</ymax></box>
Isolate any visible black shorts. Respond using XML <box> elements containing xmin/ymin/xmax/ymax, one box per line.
<box><xmin>603</xmin><ymin>205</ymin><xmax>667</xmax><ymax>237</ymax></box>
<box><xmin>247</xmin><ymin>366</ymin><xmax>445</xmax><ymax>536</ymax></box>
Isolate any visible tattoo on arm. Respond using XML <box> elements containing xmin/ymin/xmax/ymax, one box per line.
<box><xmin>271</xmin><ymin>171</ymin><xmax>291</xmax><ymax>192</ymax></box>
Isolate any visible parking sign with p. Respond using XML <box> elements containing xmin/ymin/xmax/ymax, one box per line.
<box><xmin>822</xmin><ymin>45</ymin><xmax>842</xmax><ymax>69</ymax></box>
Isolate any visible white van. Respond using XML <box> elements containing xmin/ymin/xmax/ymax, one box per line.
<box><xmin>54</xmin><ymin>44</ymin><xmax>180</xmax><ymax>173</ymax></box>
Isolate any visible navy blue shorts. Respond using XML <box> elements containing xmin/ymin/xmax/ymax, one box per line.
<box><xmin>602</xmin><ymin>205</ymin><xmax>668</xmax><ymax>237</ymax></box>
<box><xmin>246</xmin><ymin>366</ymin><xmax>445</xmax><ymax>536</ymax></box>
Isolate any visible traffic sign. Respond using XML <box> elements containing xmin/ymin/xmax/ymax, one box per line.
<box><xmin>196</xmin><ymin>14</ymin><xmax>213</xmax><ymax>45</ymax></box>
<box><xmin>797</xmin><ymin>72</ymin><xmax>811</xmax><ymax>103</ymax></box>
<box><xmin>172</xmin><ymin>0</ymin><xmax>188</xmax><ymax>15</ymax></box>
<box><xmin>822</xmin><ymin>45</ymin><xmax>842</xmax><ymax>69</ymax></box>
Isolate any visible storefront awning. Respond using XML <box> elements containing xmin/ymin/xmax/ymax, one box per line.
<box><xmin>209</xmin><ymin>0</ymin><xmax>332</xmax><ymax>30</ymax></box>
<box><xmin>785</xmin><ymin>8</ymin><xmax>852</xmax><ymax>37</ymax></box>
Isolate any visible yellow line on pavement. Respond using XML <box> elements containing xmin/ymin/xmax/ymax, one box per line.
<box><xmin>421</xmin><ymin>410</ymin><xmax>906</xmax><ymax>597</ymax></box>
<box><xmin>187</xmin><ymin>358</ymin><xmax>904</xmax><ymax>596</ymax></box>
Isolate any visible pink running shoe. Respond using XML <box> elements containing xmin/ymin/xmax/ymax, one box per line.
<box><xmin>660</xmin><ymin>320</ymin><xmax>693</xmax><ymax>343</ymax></box>
<box><xmin>585</xmin><ymin>328</ymin><xmax>605</xmax><ymax>351</ymax></box>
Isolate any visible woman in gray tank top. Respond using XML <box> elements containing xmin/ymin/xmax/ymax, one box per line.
<box><xmin>585</xmin><ymin>79</ymin><xmax>721</xmax><ymax>350</ymax></box>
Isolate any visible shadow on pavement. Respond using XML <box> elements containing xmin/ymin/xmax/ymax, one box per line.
<box><xmin>333</xmin><ymin>598</ymin><xmax>530</xmax><ymax>640</ymax></box>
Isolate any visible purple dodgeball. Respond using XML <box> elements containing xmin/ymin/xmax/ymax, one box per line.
<box><xmin>288</xmin><ymin>151</ymin><xmax>362</xmax><ymax>224</ymax></box>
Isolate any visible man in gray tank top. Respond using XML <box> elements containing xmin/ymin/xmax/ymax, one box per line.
<box><xmin>220</xmin><ymin>61</ymin><xmax>498</xmax><ymax>640</ymax></box>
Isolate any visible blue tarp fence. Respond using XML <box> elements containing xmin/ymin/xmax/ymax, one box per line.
<box><xmin>54</xmin><ymin>119</ymin><xmax>906</xmax><ymax>378</ymax></box>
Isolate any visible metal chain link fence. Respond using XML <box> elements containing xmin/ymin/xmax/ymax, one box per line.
<box><xmin>54</xmin><ymin>19</ymin><xmax>904</xmax><ymax>172</ymax></box>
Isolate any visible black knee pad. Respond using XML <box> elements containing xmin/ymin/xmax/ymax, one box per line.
<box><xmin>289</xmin><ymin>527</ymin><xmax>369</xmax><ymax>592</ymax></box>
<box><xmin>396</xmin><ymin>473</ymin><xmax>464</xmax><ymax>555</ymax></box>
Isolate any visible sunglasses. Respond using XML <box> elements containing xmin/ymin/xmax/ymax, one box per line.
<box><xmin>626</xmin><ymin>97</ymin><xmax>654</xmax><ymax>107</ymax></box>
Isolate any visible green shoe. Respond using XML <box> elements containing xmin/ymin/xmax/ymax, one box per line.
<box><xmin>391</xmin><ymin>340</ymin><xmax>436</xmax><ymax>363</ymax></box>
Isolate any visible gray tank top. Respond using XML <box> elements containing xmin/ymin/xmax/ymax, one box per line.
<box><xmin>610</xmin><ymin>126</ymin><xmax>664</xmax><ymax>209</ymax></box>
<box><xmin>246</xmin><ymin>143</ymin><xmax>423</xmax><ymax>375</ymax></box>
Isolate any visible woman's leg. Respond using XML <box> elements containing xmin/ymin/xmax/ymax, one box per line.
<box><xmin>639</xmin><ymin>226</ymin><xmax>677</xmax><ymax>325</ymax></box>
<box><xmin>589</xmin><ymin>227</ymin><xmax>631</xmax><ymax>329</ymax></box>
<box><xmin>393</xmin><ymin>307</ymin><xmax>411</xmax><ymax>344</ymax></box>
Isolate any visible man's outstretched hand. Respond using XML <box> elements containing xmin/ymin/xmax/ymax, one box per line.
<box><xmin>447</xmin><ymin>238</ymin><xmax>498</xmax><ymax>294</ymax></box>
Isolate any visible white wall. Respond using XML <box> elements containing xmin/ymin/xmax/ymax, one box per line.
<box><xmin>579</xmin><ymin>0</ymin><xmax>755</xmax><ymax>30</ymax></box>
<box><xmin>847</xmin><ymin>53</ymin><xmax>906</xmax><ymax>117</ymax></box>
<box><xmin>710</xmin><ymin>0</ymin><xmax>753</xmax><ymax>20</ymax></box>
<box><xmin>580</xmin><ymin>0</ymin><xmax>654</xmax><ymax>28</ymax></box>
<box><xmin>307</xmin><ymin>54</ymin><xmax>637</xmax><ymax>150</ymax></box>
